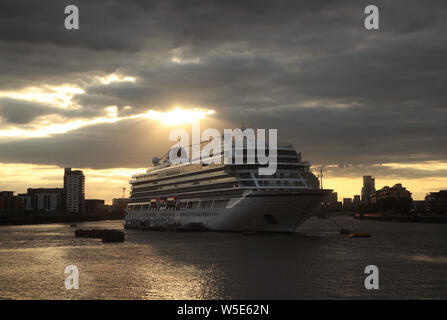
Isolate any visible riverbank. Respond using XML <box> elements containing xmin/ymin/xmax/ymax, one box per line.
<box><xmin>353</xmin><ymin>213</ymin><xmax>447</xmax><ymax>223</ymax></box>
<box><xmin>0</xmin><ymin>213</ymin><xmax>124</xmax><ymax>226</ymax></box>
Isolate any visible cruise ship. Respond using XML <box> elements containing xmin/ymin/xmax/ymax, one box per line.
<box><xmin>125</xmin><ymin>140</ymin><xmax>331</xmax><ymax>232</ymax></box>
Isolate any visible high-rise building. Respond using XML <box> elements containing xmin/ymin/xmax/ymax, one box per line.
<box><xmin>64</xmin><ymin>168</ymin><xmax>85</xmax><ymax>213</ymax></box>
<box><xmin>361</xmin><ymin>176</ymin><xmax>375</xmax><ymax>205</ymax></box>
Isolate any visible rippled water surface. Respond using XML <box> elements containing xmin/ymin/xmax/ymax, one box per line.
<box><xmin>0</xmin><ymin>217</ymin><xmax>446</xmax><ymax>299</ymax></box>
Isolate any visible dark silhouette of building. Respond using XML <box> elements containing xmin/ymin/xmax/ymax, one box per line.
<box><xmin>85</xmin><ymin>199</ymin><xmax>107</xmax><ymax>215</ymax></box>
<box><xmin>64</xmin><ymin>168</ymin><xmax>85</xmax><ymax>213</ymax></box>
<box><xmin>370</xmin><ymin>183</ymin><xmax>412</xmax><ymax>214</ymax></box>
<box><xmin>0</xmin><ymin>191</ymin><xmax>20</xmax><ymax>214</ymax></box>
<box><xmin>27</xmin><ymin>188</ymin><xmax>65</xmax><ymax>212</ymax></box>
<box><xmin>112</xmin><ymin>198</ymin><xmax>128</xmax><ymax>217</ymax></box>
<box><xmin>112</xmin><ymin>198</ymin><xmax>128</xmax><ymax>210</ymax></box>
<box><xmin>343</xmin><ymin>198</ymin><xmax>353</xmax><ymax>209</ymax></box>
<box><xmin>371</xmin><ymin>183</ymin><xmax>412</xmax><ymax>204</ymax></box>
<box><xmin>353</xmin><ymin>195</ymin><xmax>361</xmax><ymax>207</ymax></box>
<box><xmin>361</xmin><ymin>176</ymin><xmax>375</xmax><ymax>205</ymax></box>
<box><xmin>425</xmin><ymin>190</ymin><xmax>447</xmax><ymax>215</ymax></box>
<box><xmin>17</xmin><ymin>193</ymin><xmax>32</xmax><ymax>210</ymax></box>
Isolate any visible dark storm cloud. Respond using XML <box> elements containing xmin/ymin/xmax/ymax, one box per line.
<box><xmin>0</xmin><ymin>118</ymin><xmax>169</xmax><ymax>169</ymax></box>
<box><xmin>0</xmin><ymin>98</ymin><xmax>62</xmax><ymax>124</ymax></box>
<box><xmin>0</xmin><ymin>97</ymin><xmax>109</xmax><ymax>124</ymax></box>
<box><xmin>0</xmin><ymin>0</ymin><xmax>446</xmax><ymax>177</ymax></box>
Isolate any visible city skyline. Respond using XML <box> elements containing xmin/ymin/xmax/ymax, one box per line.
<box><xmin>1</xmin><ymin>161</ymin><xmax>443</xmax><ymax>203</ymax></box>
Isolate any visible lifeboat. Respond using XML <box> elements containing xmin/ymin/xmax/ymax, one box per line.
<box><xmin>166</xmin><ymin>196</ymin><xmax>178</xmax><ymax>209</ymax></box>
<box><xmin>150</xmin><ymin>198</ymin><xmax>159</xmax><ymax>210</ymax></box>
<box><xmin>150</xmin><ymin>198</ymin><xmax>158</xmax><ymax>203</ymax></box>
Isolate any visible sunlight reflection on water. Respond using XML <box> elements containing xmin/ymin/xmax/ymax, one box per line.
<box><xmin>0</xmin><ymin>218</ymin><xmax>446</xmax><ymax>299</ymax></box>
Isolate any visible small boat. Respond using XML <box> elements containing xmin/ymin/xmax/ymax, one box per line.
<box><xmin>349</xmin><ymin>233</ymin><xmax>371</xmax><ymax>238</ymax></box>
<box><xmin>75</xmin><ymin>229</ymin><xmax>125</xmax><ymax>242</ymax></box>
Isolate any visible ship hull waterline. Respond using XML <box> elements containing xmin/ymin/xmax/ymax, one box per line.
<box><xmin>125</xmin><ymin>191</ymin><xmax>330</xmax><ymax>233</ymax></box>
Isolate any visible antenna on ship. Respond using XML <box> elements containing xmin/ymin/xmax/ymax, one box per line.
<box><xmin>121</xmin><ymin>187</ymin><xmax>126</xmax><ymax>198</ymax></box>
<box><xmin>317</xmin><ymin>166</ymin><xmax>324</xmax><ymax>189</ymax></box>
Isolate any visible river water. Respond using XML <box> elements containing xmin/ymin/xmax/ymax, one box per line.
<box><xmin>0</xmin><ymin>217</ymin><xmax>446</xmax><ymax>299</ymax></box>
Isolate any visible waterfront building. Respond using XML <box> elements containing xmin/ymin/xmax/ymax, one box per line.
<box><xmin>371</xmin><ymin>183</ymin><xmax>412</xmax><ymax>204</ymax></box>
<box><xmin>17</xmin><ymin>193</ymin><xmax>32</xmax><ymax>211</ymax></box>
<box><xmin>425</xmin><ymin>190</ymin><xmax>447</xmax><ymax>215</ymax></box>
<box><xmin>85</xmin><ymin>199</ymin><xmax>107</xmax><ymax>215</ymax></box>
<box><xmin>112</xmin><ymin>198</ymin><xmax>128</xmax><ymax>211</ymax></box>
<box><xmin>27</xmin><ymin>188</ymin><xmax>65</xmax><ymax>212</ymax></box>
<box><xmin>0</xmin><ymin>191</ymin><xmax>20</xmax><ymax>214</ymax></box>
<box><xmin>64</xmin><ymin>168</ymin><xmax>85</xmax><ymax>213</ymax></box>
<box><xmin>361</xmin><ymin>176</ymin><xmax>375</xmax><ymax>205</ymax></box>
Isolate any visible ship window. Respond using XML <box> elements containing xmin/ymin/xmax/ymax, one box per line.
<box><xmin>135</xmin><ymin>205</ymin><xmax>142</xmax><ymax>211</ymax></box>
<box><xmin>142</xmin><ymin>205</ymin><xmax>149</xmax><ymax>211</ymax></box>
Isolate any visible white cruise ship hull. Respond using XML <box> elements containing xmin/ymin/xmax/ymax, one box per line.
<box><xmin>125</xmin><ymin>190</ymin><xmax>328</xmax><ymax>232</ymax></box>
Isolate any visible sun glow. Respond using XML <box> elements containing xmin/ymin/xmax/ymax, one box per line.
<box><xmin>96</xmin><ymin>73</ymin><xmax>136</xmax><ymax>85</ymax></box>
<box><xmin>0</xmin><ymin>107</ymin><xmax>215</xmax><ymax>137</ymax></box>
<box><xmin>142</xmin><ymin>108</ymin><xmax>215</xmax><ymax>125</ymax></box>
<box><xmin>0</xmin><ymin>85</ymin><xmax>84</xmax><ymax>109</ymax></box>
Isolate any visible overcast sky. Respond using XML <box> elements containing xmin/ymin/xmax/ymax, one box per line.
<box><xmin>0</xmin><ymin>0</ymin><xmax>446</xmax><ymax>199</ymax></box>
